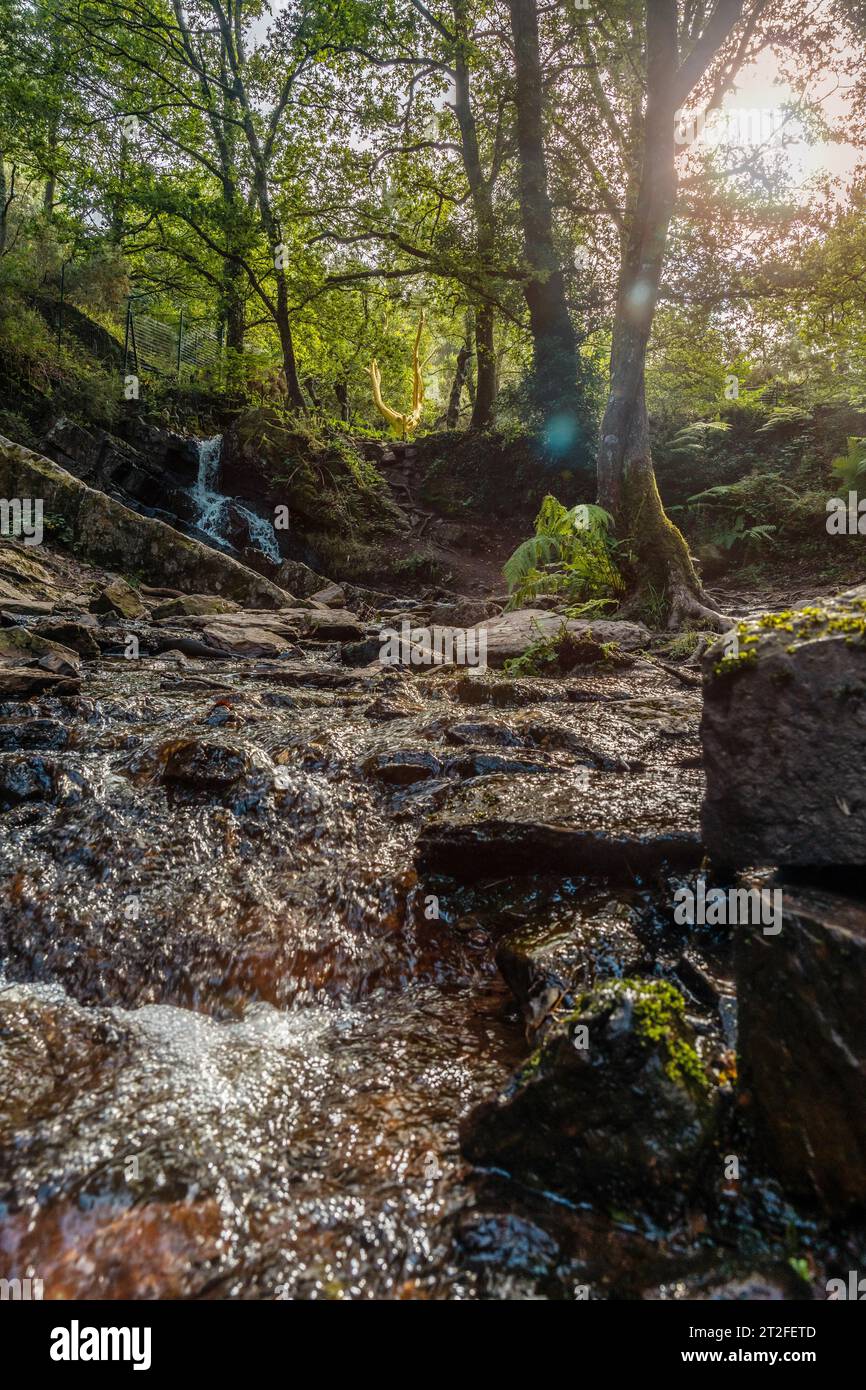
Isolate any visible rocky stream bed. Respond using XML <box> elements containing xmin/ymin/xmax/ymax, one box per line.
<box><xmin>0</xmin><ymin>430</ymin><xmax>864</xmax><ymax>1301</ymax></box>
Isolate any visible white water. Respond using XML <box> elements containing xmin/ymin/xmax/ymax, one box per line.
<box><xmin>189</xmin><ymin>435</ymin><xmax>281</xmax><ymax>564</ymax></box>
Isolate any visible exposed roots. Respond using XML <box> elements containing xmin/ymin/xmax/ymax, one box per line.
<box><xmin>666</xmin><ymin>572</ymin><xmax>732</xmax><ymax>633</ymax></box>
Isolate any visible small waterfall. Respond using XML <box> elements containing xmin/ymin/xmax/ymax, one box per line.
<box><xmin>189</xmin><ymin>436</ymin><xmax>281</xmax><ymax>564</ymax></box>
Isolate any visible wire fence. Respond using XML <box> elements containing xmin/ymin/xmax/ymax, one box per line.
<box><xmin>123</xmin><ymin>301</ymin><xmax>223</xmax><ymax>382</ymax></box>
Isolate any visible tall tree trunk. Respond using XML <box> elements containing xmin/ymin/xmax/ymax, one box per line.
<box><xmin>452</xmin><ymin>0</ymin><xmax>497</xmax><ymax>428</ymax></box>
<box><xmin>471</xmin><ymin>301</ymin><xmax>496</xmax><ymax>430</ymax></box>
<box><xmin>0</xmin><ymin>157</ymin><xmax>9</xmax><ymax>256</ymax></box>
<box><xmin>446</xmin><ymin>329</ymin><xmax>473</xmax><ymax>429</ymax></box>
<box><xmin>597</xmin><ymin>0</ymin><xmax>735</xmax><ymax>630</ymax></box>
<box><xmin>508</xmin><ymin>0</ymin><xmax>577</xmax><ymax>410</ymax></box>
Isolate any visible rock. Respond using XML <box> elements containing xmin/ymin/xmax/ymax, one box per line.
<box><xmin>150</xmin><ymin>595</ymin><xmax>240</xmax><ymax>620</ymax></box>
<box><xmin>0</xmin><ymin>595</ymin><xmax>55</xmax><ymax>617</ymax></box>
<box><xmin>161</xmin><ymin>739</ymin><xmax>252</xmax><ymax>789</ymax></box>
<box><xmin>0</xmin><ymin>436</ymin><xmax>294</xmax><ymax>609</ymax></box>
<box><xmin>735</xmin><ymin>885</ymin><xmax>866</xmax><ymax>1212</ymax></box>
<box><xmin>0</xmin><ymin>625</ymin><xmax>81</xmax><ymax>672</ymax></box>
<box><xmin>0</xmin><ymin>666</ymin><xmax>80</xmax><ymax>697</ymax></box>
<box><xmin>362</xmin><ymin>749</ymin><xmax>442</xmax><ymax>785</ymax></box>
<box><xmin>0</xmin><ymin>754</ymin><xmax>87</xmax><ymax>808</ymax></box>
<box><xmin>341</xmin><ymin>636</ymin><xmax>383</xmax><ymax>667</ymax></box>
<box><xmin>496</xmin><ymin>900</ymin><xmax>649</xmax><ymax>1033</ymax></box>
<box><xmin>469</xmin><ymin>609</ymin><xmax>651</xmax><ymax>669</ymax></box>
<box><xmin>0</xmin><ymin>719</ymin><xmax>69</xmax><ymax>751</ymax></box>
<box><xmin>35</xmin><ymin>650</ymin><xmax>79</xmax><ymax>678</ymax></box>
<box><xmin>311</xmin><ymin>582</ymin><xmax>346</xmax><ymax>608</ymax></box>
<box><xmin>200</xmin><ymin>622</ymin><xmax>300</xmax><ymax>659</ymax></box>
<box><xmin>90</xmin><ymin>578</ymin><xmax>146</xmax><ymax>619</ymax></box>
<box><xmin>461</xmin><ymin>979</ymin><xmax>716</xmax><ymax>1210</ymax></box>
<box><xmin>695</xmin><ymin>542</ymin><xmax>728</xmax><ymax>579</ymax></box>
<box><xmin>30</xmin><ymin>621</ymin><xmax>101</xmax><ymax>659</ymax></box>
<box><xmin>302</xmin><ymin>608</ymin><xmax>365</xmax><ymax>641</ymax></box>
<box><xmin>701</xmin><ymin>588</ymin><xmax>866</xmax><ymax>867</ymax></box>
<box><xmin>430</xmin><ymin>598</ymin><xmax>500</xmax><ymax>627</ymax></box>
<box><xmin>415</xmin><ymin>771</ymin><xmax>703</xmax><ymax>883</ymax></box>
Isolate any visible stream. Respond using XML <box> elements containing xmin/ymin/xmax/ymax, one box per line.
<box><xmin>0</xmin><ymin>575</ymin><xmax>833</xmax><ymax>1301</ymax></box>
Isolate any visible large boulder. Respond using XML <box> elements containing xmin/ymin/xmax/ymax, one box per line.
<box><xmin>461</xmin><ymin>979</ymin><xmax>717</xmax><ymax>1211</ymax></box>
<box><xmin>736</xmin><ymin>885</ymin><xmax>866</xmax><ymax>1212</ymax></box>
<box><xmin>701</xmin><ymin>588</ymin><xmax>866</xmax><ymax>868</ymax></box>
<box><xmin>0</xmin><ymin>436</ymin><xmax>292</xmax><ymax>609</ymax></box>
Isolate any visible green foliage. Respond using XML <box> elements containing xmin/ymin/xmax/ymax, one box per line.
<box><xmin>503</xmin><ymin>620</ymin><xmax>629</xmax><ymax>676</ymax></box>
<box><xmin>502</xmin><ymin>494</ymin><xmax>624</xmax><ymax>609</ymax></box>
<box><xmin>830</xmin><ymin>437</ymin><xmax>866</xmax><ymax>490</ymax></box>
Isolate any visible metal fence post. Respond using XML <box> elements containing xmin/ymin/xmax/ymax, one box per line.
<box><xmin>177</xmin><ymin>307</ymin><xmax>184</xmax><ymax>376</ymax></box>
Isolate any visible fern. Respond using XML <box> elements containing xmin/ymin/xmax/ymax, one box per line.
<box><xmin>830</xmin><ymin>437</ymin><xmax>866</xmax><ymax>491</ymax></box>
<box><xmin>502</xmin><ymin>494</ymin><xmax>623</xmax><ymax>609</ymax></box>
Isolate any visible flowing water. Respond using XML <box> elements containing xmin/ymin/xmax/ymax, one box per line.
<box><xmin>0</xmin><ymin>618</ymin><xmax>834</xmax><ymax>1299</ymax></box>
<box><xmin>189</xmin><ymin>436</ymin><xmax>282</xmax><ymax>565</ymax></box>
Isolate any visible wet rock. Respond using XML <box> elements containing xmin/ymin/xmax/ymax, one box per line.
<box><xmin>363</xmin><ymin>684</ymin><xmax>425</xmax><ymax>721</ymax></box>
<box><xmin>456</xmin><ymin>1210</ymin><xmax>560</xmax><ymax>1275</ymax></box>
<box><xmin>311</xmin><ymin>582</ymin><xmax>346</xmax><ymax>608</ymax></box>
<box><xmin>470</xmin><ymin>609</ymin><xmax>651</xmax><ymax>669</ymax></box>
<box><xmin>439</xmin><ymin>719</ymin><xmax>525</xmax><ymax>747</ymax></box>
<box><xmin>0</xmin><ymin>666</ymin><xmax>80</xmax><ymax>697</ymax></box>
<box><xmin>444</xmin><ymin>750</ymin><xmax>552</xmax><ymax>779</ymax></box>
<box><xmin>496</xmin><ymin>901</ymin><xmax>649</xmax><ymax>1033</ymax></box>
<box><xmin>30</xmin><ymin>620</ymin><xmax>101</xmax><ymax>659</ymax></box>
<box><xmin>150</xmin><ymin>595</ymin><xmax>240</xmax><ymax>620</ymax></box>
<box><xmin>461</xmin><ymin>979</ymin><xmax>716</xmax><ymax>1210</ymax></box>
<box><xmin>362</xmin><ymin>748</ymin><xmax>442</xmax><ymax>785</ymax></box>
<box><xmin>161</xmin><ymin>738</ymin><xmax>252</xmax><ymax>789</ymax></box>
<box><xmin>91</xmin><ymin>577</ymin><xmax>146</xmax><ymax>619</ymax></box>
<box><xmin>415</xmin><ymin>771</ymin><xmax>703</xmax><ymax>883</ymax></box>
<box><xmin>701</xmin><ymin>589</ymin><xmax>866</xmax><ymax>867</ymax></box>
<box><xmin>735</xmin><ymin>885</ymin><xmax>866</xmax><ymax>1212</ymax></box>
<box><xmin>0</xmin><ymin>753</ymin><xmax>87</xmax><ymax>807</ymax></box>
<box><xmin>0</xmin><ymin>718</ymin><xmax>70</xmax><ymax>751</ymax></box>
<box><xmin>342</xmin><ymin>636</ymin><xmax>382</xmax><ymax>667</ymax></box>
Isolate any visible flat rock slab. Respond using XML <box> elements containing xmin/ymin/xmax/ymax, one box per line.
<box><xmin>415</xmin><ymin>769</ymin><xmax>703</xmax><ymax>881</ymax></box>
<box><xmin>169</xmin><ymin>607</ymin><xmax>364</xmax><ymax>641</ymax></box>
<box><xmin>701</xmin><ymin>586</ymin><xmax>866</xmax><ymax>867</ymax></box>
<box><xmin>0</xmin><ymin>666</ymin><xmax>81</xmax><ymax>697</ymax></box>
<box><xmin>200</xmin><ymin>623</ymin><xmax>300</xmax><ymax>659</ymax></box>
<box><xmin>469</xmin><ymin>609</ymin><xmax>652</xmax><ymax>668</ymax></box>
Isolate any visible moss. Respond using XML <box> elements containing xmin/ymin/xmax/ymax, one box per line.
<box><xmin>567</xmin><ymin>978</ymin><xmax>710</xmax><ymax>1093</ymax></box>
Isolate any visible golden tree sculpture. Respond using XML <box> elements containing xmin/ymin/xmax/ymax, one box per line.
<box><xmin>368</xmin><ymin>312</ymin><xmax>426</xmax><ymax>439</ymax></box>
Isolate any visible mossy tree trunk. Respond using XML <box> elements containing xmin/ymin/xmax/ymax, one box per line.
<box><xmin>598</xmin><ymin>0</ymin><xmax>743</xmax><ymax>629</ymax></box>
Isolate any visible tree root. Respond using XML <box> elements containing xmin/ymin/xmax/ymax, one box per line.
<box><xmin>667</xmin><ymin>573</ymin><xmax>732</xmax><ymax>633</ymax></box>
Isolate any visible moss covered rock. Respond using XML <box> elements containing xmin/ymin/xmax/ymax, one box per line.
<box><xmin>701</xmin><ymin>585</ymin><xmax>866</xmax><ymax>867</ymax></box>
<box><xmin>460</xmin><ymin>979</ymin><xmax>717</xmax><ymax>1211</ymax></box>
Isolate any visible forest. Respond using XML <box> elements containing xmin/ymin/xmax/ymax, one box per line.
<box><xmin>0</xmin><ymin>0</ymin><xmax>865</xmax><ymax>1328</ymax></box>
